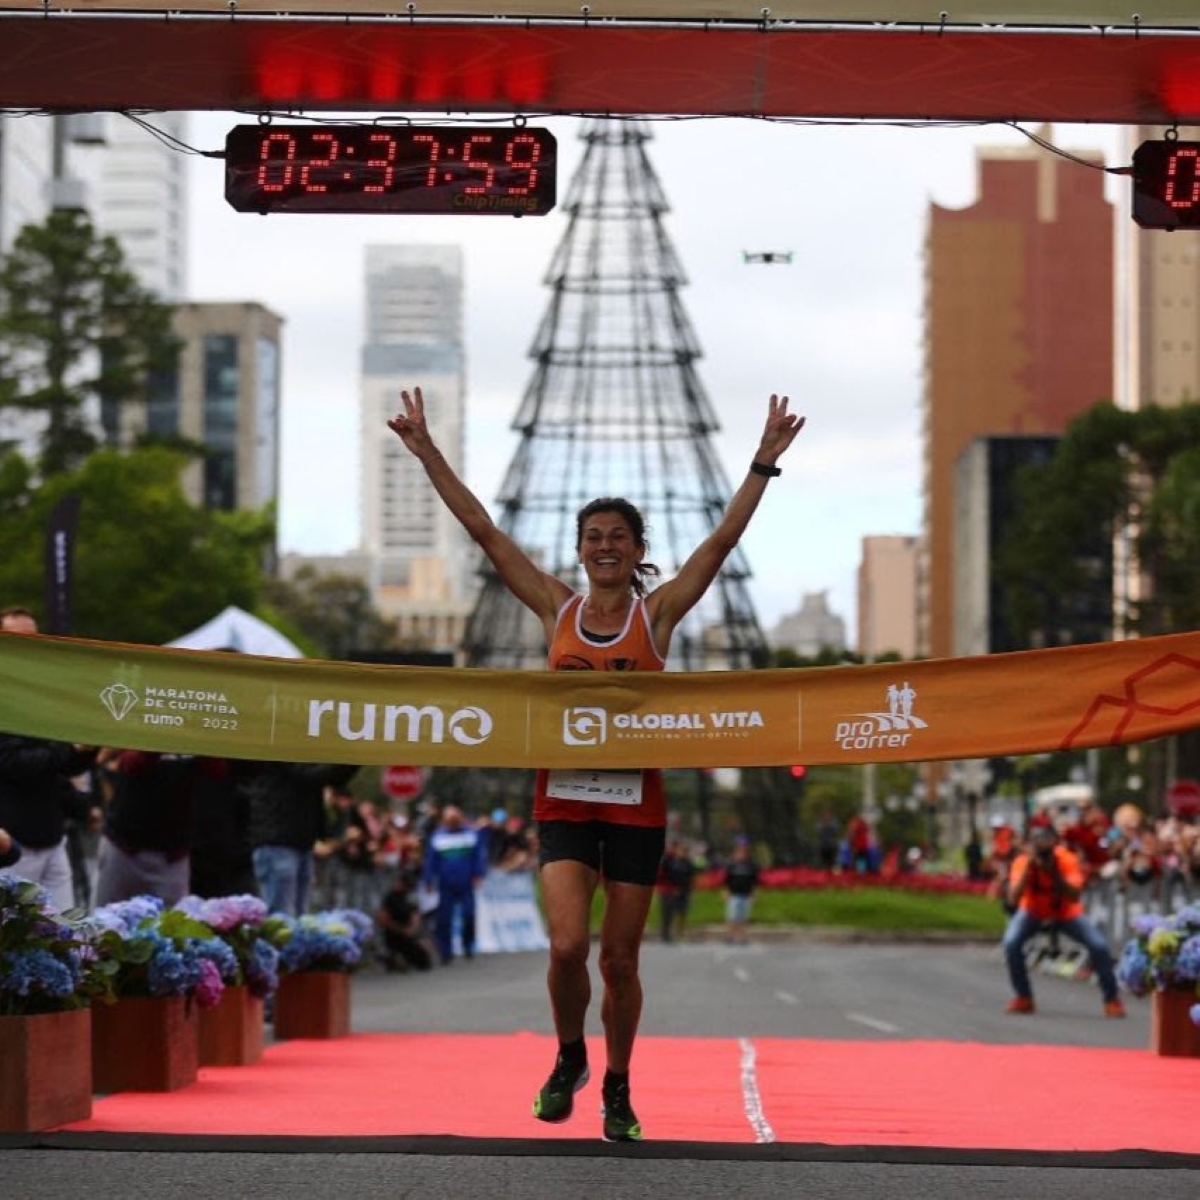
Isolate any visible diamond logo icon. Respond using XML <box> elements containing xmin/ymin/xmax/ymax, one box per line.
<box><xmin>99</xmin><ymin>682</ymin><xmax>139</xmax><ymax>721</ymax></box>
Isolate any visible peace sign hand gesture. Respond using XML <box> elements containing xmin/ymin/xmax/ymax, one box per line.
<box><xmin>387</xmin><ymin>387</ymin><xmax>436</xmax><ymax>460</ymax></box>
<box><xmin>753</xmin><ymin>393</ymin><xmax>805</xmax><ymax>468</ymax></box>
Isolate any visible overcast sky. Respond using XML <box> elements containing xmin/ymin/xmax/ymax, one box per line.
<box><xmin>185</xmin><ymin>113</ymin><xmax>1124</xmax><ymax>643</ymax></box>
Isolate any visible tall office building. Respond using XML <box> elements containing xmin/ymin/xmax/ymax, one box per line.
<box><xmin>150</xmin><ymin>302</ymin><xmax>282</xmax><ymax>537</ymax></box>
<box><xmin>858</xmin><ymin>534</ymin><xmax>918</xmax><ymax>660</ymax></box>
<box><xmin>921</xmin><ymin>134</ymin><xmax>1114</xmax><ymax>661</ymax></box>
<box><xmin>359</xmin><ymin>245</ymin><xmax>471</xmax><ymax>647</ymax></box>
<box><xmin>950</xmin><ymin>434</ymin><xmax>1115</xmax><ymax>658</ymax></box>
<box><xmin>94</xmin><ymin>112</ymin><xmax>189</xmax><ymax>300</ymax></box>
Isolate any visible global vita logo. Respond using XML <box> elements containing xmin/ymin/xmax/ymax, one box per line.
<box><xmin>563</xmin><ymin>707</ymin><xmax>607</xmax><ymax>746</ymax></box>
<box><xmin>835</xmin><ymin>681</ymin><xmax>928</xmax><ymax>751</ymax></box>
<box><xmin>100</xmin><ymin>682</ymin><xmax>139</xmax><ymax>721</ymax></box>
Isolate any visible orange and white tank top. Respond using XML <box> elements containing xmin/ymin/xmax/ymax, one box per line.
<box><xmin>533</xmin><ymin>594</ymin><xmax>667</xmax><ymax>827</ymax></box>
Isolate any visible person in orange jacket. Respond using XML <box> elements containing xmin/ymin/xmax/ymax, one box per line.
<box><xmin>1001</xmin><ymin>817</ymin><xmax>1124</xmax><ymax>1018</ymax></box>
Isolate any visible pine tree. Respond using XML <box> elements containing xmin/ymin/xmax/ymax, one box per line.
<box><xmin>0</xmin><ymin>208</ymin><xmax>178</xmax><ymax>476</ymax></box>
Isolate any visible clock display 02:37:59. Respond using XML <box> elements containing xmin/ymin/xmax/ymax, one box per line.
<box><xmin>224</xmin><ymin>124</ymin><xmax>557</xmax><ymax>216</ymax></box>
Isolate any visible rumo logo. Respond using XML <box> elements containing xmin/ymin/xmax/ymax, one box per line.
<box><xmin>563</xmin><ymin>707</ymin><xmax>607</xmax><ymax>746</ymax></box>
<box><xmin>307</xmin><ymin>701</ymin><xmax>493</xmax><ymax>746</ymax></box>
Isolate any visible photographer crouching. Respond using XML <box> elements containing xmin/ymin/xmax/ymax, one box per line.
<box><xmin>1001</xmin><ymin>816</ymin><xmax>1126</xmax><ymax>1018</ymax></box>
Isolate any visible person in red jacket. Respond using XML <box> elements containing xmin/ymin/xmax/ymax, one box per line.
<box><xmin>1001</xmin><ymin>818</ymin><xmax>1124</xmax><ymax>1017</ymax></box>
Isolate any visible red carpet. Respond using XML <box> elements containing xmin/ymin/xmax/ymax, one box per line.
<box><xmin>60</xmin><ymin>1032</ymin><xmax>1199</xmax><ymax>1154</ymax></box>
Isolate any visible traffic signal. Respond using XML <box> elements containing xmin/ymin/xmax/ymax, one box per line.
<box><xmin>790</xmin><ymin>765</ymin><xmax>807</xmax><ymax>780</ymax></box>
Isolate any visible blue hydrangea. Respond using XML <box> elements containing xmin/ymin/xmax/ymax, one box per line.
<box><xmin>1116</xmin><ymin>940</ymin><xmax>1152</xmax><ymax>996</ymax></box>
<box><xmin>1175</xmin><ymin>935</ymin><xmax>1200</xmax><ymax>984</ymax></box>
<box><xmin>194</xmin><ymin>935</ymin><xmax>240</xmax><ymax>983</ymax></box>
<box><xmin>0</xmin><ymin>947</ymin><xmax>80</xmax><ymax>1000</ymax></box>
<box><xmin>244</xmin><ymin>938</ymin><xmax>280</xmax><ymax>999</ymax></box>
<box><xmin>91</xmin><ymin>894</ymin><xmax>166</xmax><ymax>937</ymax></box>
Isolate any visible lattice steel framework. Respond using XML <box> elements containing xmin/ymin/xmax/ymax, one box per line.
<box><xmin>462</xmin><ymin>119</ymin><xmax>769</xmax><ymax>672</ymax></box>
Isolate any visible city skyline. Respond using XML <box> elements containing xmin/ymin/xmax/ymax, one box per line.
<box><xmin>185</xmin><ymin>113</ymin><xmax>1125</xmax><ymax>640</ymax></box>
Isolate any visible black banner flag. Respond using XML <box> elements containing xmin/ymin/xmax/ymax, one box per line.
<box><xmin>44</xmin><ymin>494</ymin><xmax>82</xmax><ymax>636</ymax></box>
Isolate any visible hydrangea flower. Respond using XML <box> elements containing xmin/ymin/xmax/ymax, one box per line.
<box><xmin>174</xmin><ymin>894</ymin><xmax>280</xmax><ymax>999</ymax></box>
<box><xmin>1119</xmin><ymin>906</ymin><xmax>1200</xmax><ymax>1003</ymax></box>
<box><xmin>0</xmin><ymin>875</ymin><xmax>104</xmax><ymax>1015</ymax></box>
<box><xmin>266</xmin><ymin>909</ymin><xmax>373</xmax><ymax>974</ymax></box>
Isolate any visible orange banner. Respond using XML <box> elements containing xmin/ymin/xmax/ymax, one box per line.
<box><xmin>1</xmin><ymin>629</ymin><xmax>1199</xmax><ymax>768</ymax></box>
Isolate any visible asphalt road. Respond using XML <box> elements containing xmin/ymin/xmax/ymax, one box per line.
<box><xmin>7</xmin><ymin>937</ymin><xmax>1197</xmax><ymax>1199</ymax></box>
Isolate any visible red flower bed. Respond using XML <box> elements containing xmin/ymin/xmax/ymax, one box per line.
<box><xmin>695</xmin><ymin>866</ymin><xmax>991</xmax><ymax>897</ymax></box>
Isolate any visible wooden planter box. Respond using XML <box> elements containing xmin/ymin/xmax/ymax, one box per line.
<box><xmin>92</xmin><ymin>994</ymin><xmax>198</xmax><ymax>1092</ymax></box>
<box><xmin>273</xmin><ymin>971</ymin><xmax>351</xmax><ymax>1040</ymax></box>
<box><xmin>1151</xmin><ymin>989</ymin><xmax>1200</xmax><ymax>1057</ymax></box>
<box><xmin>198</xmin><ymin>984</ymin><xmax>265</xmax><ymax>1067</ymax></box>
<box><xmin>0</xmin><ymin>1008</ymin><xmax>93</xmax><ymax>1131</ymax></box>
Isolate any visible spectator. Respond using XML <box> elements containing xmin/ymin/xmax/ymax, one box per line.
<box><xmin>376</xmin><ymin>873</ymin><xmax>433</xmax><ymax>972</ymax></box>
<box><xmin>245</xmin><ymin>761</ymin><xmax>359</xmax><ymax>916</ymax></box>
<box><xmin>816</xmin><ymin>809</ymin><xmax>840</xmax><ymax>872</ymax></box>
<box><xmin>844</xmin><ymin>812</ymin><xmax>874</xmax><ymax>874</ymax></box>
<box><xmin>187</xmin><ymin>757</ymin><xmax>259</xmax><ymax>900</ymax></box>
<box><xmin>313</xmin><ymin>786</ymin><xmax>358</xmax><ymax>908</ymax></box>
<box><xmin>0</xmin><ymin>606</ymin><xmax>99</xmax><ymax>911</ymax></box>
<box><xmin>1002</xmin><ymin>818</ymin><xmax>1125</xmax><ymax>1018</ymax></box>
<box><xmin>94</xmin><ymin>750</ymin><xmax>198</xmax><ymax>907</ymax></box>
<box><xmin>486</xmin><ymin>808</ymin><xmax>534</xmax><ymax>871</ymax></box>
<box><xmin>723</xmin><ymin>839</ymin><xmax>760</xmax><ymax>945</ymax></box>
<box><xmin>422</xmin><ymin>804</ymin><xmax>487</xmax><ymax>963</ymax></box>
<box><xmin>657</xmin><ymin>839</ymin><xmax>695</xmax><ymax>943</ymax></box>
<box><xmin>0</xmin><ymin>825</ymin><xmax>22</xmax><ymax>869</ymax></box>
<box><xmin>985</xmin><ymin>817</ymin><xmax>1020</xmax><ymax>915</ymax></box>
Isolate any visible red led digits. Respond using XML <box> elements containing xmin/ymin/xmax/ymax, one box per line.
<box><xmin>461</xmin><ymin>134</ymin><xmax>496</xmax><ymax>194</ymax></box>
<box><xmin>226</xmin><ymin>124</ymin><xmax>557</xmax><ymax>215</ymax></box>
<box><xmin>1133</xmin><ymin>140</ymin><xmax>1200</xmax><ymax>230</ymax></box>
<box><xmin>255</xmin><ymin>131</ymin><xmax>299</xmax><ymax>193</ymax></box>
<box><xmin>364</xmin><ymin>132</ymin><xmax>398</xmax><ymax>194</ymax></box>
<box><xmin>299</xmin><ymin>132</ymin><xmax>338</xmax><ymax>194</ymax></box>
<box><xmin>504</xmin><ymin>134</ymin><xmax>542</xmax><ymax>196</ymax></box>
<box><xmin>1165</xmin><ymin>146</ymin><xmax>1200</xmax><ymax>210</ymax></box>
<box><xmin>413</xmin><ymin>133</ymin><xmax>441</xmax><ymax>188</ymax></box>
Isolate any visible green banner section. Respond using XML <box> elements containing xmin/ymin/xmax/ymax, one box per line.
<box><xmin>4</xmin><ymin>629</ymin><xmax>1200</xmax><ymax>769</ymax></box>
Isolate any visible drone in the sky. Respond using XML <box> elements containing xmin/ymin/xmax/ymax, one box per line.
<box><xmin>742</xmin><ymin>251</ymin><xmax>794</xmax><ymax>265</ymax></box>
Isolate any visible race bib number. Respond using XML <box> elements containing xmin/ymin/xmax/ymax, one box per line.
<box><xmin>545</xmin><ymin>769</ymin><xmax>643</xmax><ymax>806</ymax></box>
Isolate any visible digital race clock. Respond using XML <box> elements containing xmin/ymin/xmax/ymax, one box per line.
<box><xmin>1132</xmin><ymin>140</ymin><xmax>1200</xmax><ymax>231</ymax></box>
<box><xmin>224</xmin><ymin>124</ymin><xmax>556</xmax><ymax>216</ymax></box>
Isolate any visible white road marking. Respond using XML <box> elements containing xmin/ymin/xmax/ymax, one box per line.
<box><xmin>774</xmin><ymin>990</ymin><xmax>798</xmax><ymax>1005</ymax></box>
<box><xmin>738</xmin><ymin>1038</ymin><xmax>776</xmax><ymax>1144</ymax></box>
<box><xmin>845</xmin><ymin>1011</ymin><xmax>900</xmax><ymax>1034</ymax></box>
<box><xmin>733</xmin><ymin>966</ymin><xmax>751</xmax><ymax>983</ymax></box>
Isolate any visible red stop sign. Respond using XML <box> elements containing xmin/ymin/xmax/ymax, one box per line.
<box><xmin>382</xmin><ymin>765</ymin><xmax>428</xmax><ymax>801</ymax></box>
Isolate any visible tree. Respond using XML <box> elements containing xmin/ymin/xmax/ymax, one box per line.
<box><xmin>0</xmin><ymin>209</ymin><xmax>178</xmax><ymax>477</ymax></box>
<box><xmin>262</xmin><ymin>566</ymin><xmax>399</xmax><ymax>660</ymax></box>
<box><xmin>996</xmin><ymin>399</ymin><xmax>1200</xmax><ymax>791</ymax></box>
<box><xmin>0</xmin><ymin>445</ymin><xmax>274</xmax><ymax>645</ymax></box>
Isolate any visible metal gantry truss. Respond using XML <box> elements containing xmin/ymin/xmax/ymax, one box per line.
<box><xmin>462</xmin><ymin>119</ymin><xmax>769</xmax><ymax>673</ymax></box>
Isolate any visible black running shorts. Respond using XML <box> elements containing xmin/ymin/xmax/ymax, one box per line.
<box><xmin>537</xmin><ymin>820</ymin><xmax>667</xmax><ymax>886</ymax></box>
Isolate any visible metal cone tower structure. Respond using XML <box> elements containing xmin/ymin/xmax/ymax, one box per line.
<box><xmin>463</xmin><ymin>120</ymin><xmax>769</xmax><ymax>672</ymax></box>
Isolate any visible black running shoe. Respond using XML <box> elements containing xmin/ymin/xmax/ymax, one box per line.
<box><xmin>532</xmin><ymin>1054</ymin><xmax>590</xmax><ymax>1123</ymax></box>
<box><xmin>601</xmin><ymin>1077</ymin><xmax>643</xmax><ymax>1143</ymax></box>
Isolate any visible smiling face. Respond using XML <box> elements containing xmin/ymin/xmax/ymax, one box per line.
<box><xmin>577</xmin><ymin>508</ymin><xmax>645</xmax><ymax>587</ymax></box>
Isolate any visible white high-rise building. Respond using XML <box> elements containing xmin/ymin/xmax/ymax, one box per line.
<box><xmin>94</xmin><ymin>113</ymin><xmax>189</xmax><ymax>300</ymax></box>
<box><xmin>359</xmin><ymin>245</ymin><xmax>471</xmax><ymax>646</ymax></box>
<box><xmin>0</xmin><ymin>116</ymin><xmax>53</xmax><ymax>253</ymax></box>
